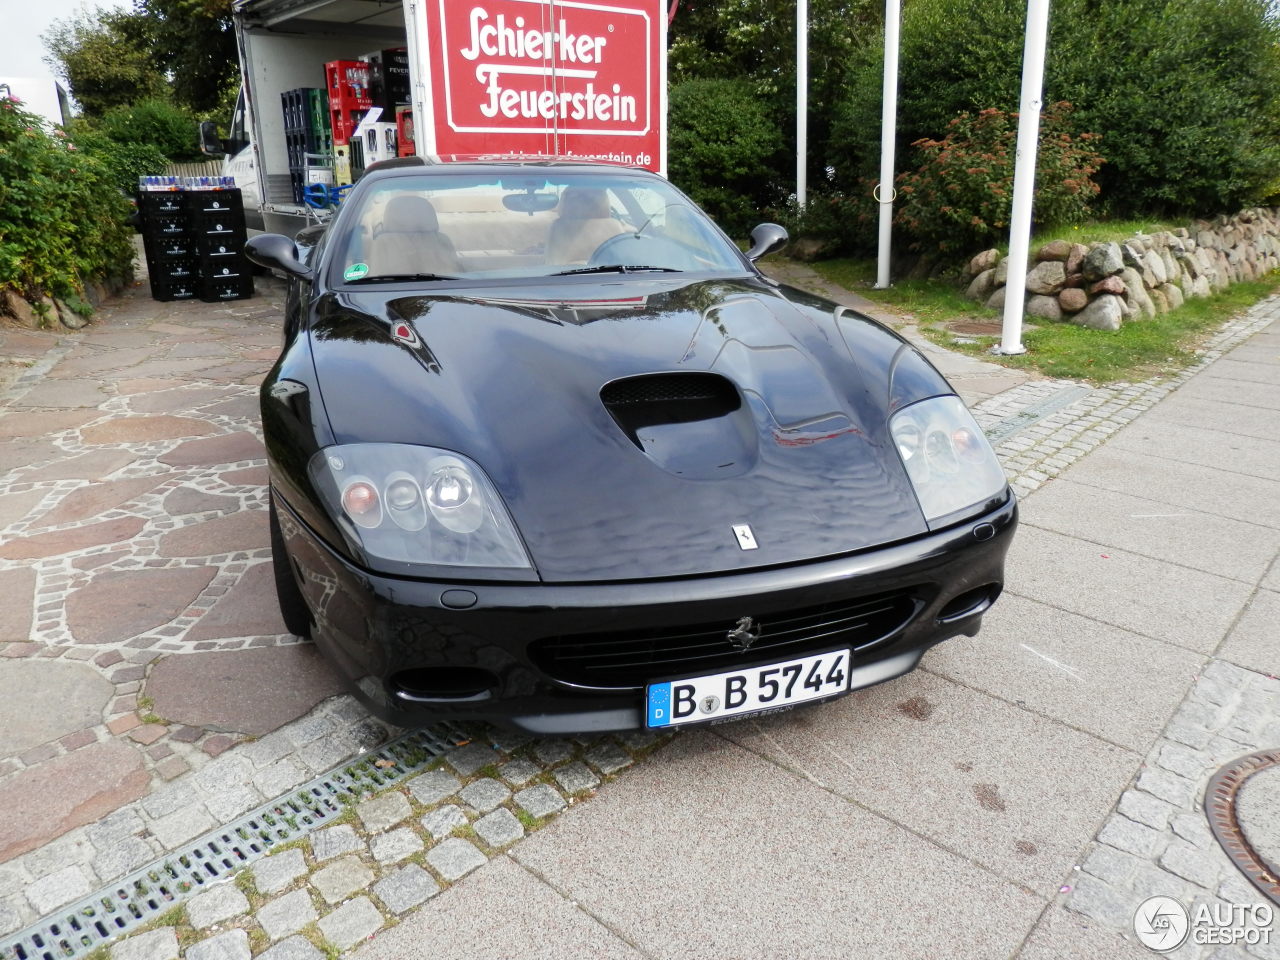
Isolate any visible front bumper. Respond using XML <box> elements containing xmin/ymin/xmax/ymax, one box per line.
<box><xmin>275</xmin><ymin>491</ymin><xmax>1017</xmax><ymax>734</ymax></box>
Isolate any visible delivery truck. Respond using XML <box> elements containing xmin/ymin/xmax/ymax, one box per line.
<box><xmin>203</xmin><ymin>0</ymin><xmax>667</xmax><ymax>236</ymax></box>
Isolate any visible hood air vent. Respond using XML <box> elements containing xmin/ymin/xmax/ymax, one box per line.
<box><xmin>601</xmin><ymin>373</ymin><xmax>741</xmax><ymax>449</ymax></box>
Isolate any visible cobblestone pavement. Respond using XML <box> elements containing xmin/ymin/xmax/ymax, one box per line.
<box><xmin>2</xmin><ymin>268</ymin><xmax>1278</xmax><ymax>958</ymax></box>
<box><xmin>1066</xmin><ymin>661</ymin><xmax>1280</xmax><ymax>959</ymax></box>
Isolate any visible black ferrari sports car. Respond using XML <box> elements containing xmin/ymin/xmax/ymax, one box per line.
<box><xmin>245</xmin><ymin>157</ymin><xmax>1016</xmax><ymax>735</ymax></box>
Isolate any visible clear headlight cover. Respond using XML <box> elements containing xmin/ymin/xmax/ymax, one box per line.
<box><xmin>889</xmin><ymin>396</ymin><xmax>1007</xmax><ymax>523</ymax></box>
<box><xmin>308</xmin><ymin>443</ymin><xmax>531</xmax><ymax>568</ymax></box>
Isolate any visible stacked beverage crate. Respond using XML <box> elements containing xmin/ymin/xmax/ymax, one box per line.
<box><xmin>138</xmin><ymin>177</ymin><xmax>200</xmax><ymax>302</ymax></box>
<box><xmin>281</xmin><ymin>87</ymin><xmax>333</xmax><ymax>203</ymax></box>
<box><xmin>138</xmin><ymin>177</ymin><xmax>253</xmax><ymax>303</ymax></box>
<box><xmin>324</xmin><ymin>60</ymin><xmax>371</xmax><ymax>146</ymax></box>
<box><xmin>189</xmin><ymin>185</ymin><xmax>254</xmax><ymax>302</ymax></box>
<box><xmin>366</xmin><ymin>48</ymin><xmax>411</xmax><ymax>114</ymax></box>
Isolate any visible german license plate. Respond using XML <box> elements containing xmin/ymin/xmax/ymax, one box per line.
<box><xmin>646</xmin><ymin>648</ymin><xmax>851</xmax><ymax>728</ymax></box>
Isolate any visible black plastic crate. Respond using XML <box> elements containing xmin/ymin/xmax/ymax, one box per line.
<box><xmin>370</xmin><ymin>77</ymin><xmax>411</xmax><ymax>112</ymax></box>
<box><xmin>367</xmin><ymin>47</ymin><xmax>410</xmax><ymax>91</ymax></box>
<box><xmin>141</xmin><ymin>216</ymin><xmax>190</xmax><ymax>239</ymax></box>
<box><xmin>150</xmin><ymin>278</ymin><xmax>200</xmax><ymax>301</ymax></box>
<box><xmin>286</xmin><ymin>125</ymin><xmax>330</xmax><ymax>158</ymax></box>
<box><xmin>198</xmin><ymin>239</ymin><xmax>244</xmax><ymax>265</ymax></box>
<box><xmin>192</xmin><ymin>211</ymin><xmax>246</xmax><ymax>243</ymax></box>
<box><xmin>147</xmin><ymin>257</ymin><xmax>199</xmax><ymax>283</ymax></box>
<box><xmin>145</xmin><ymin>236</ymin><xmax>196</xmax><ymax>259</ymax></box>
<box><xmin>188</xmin><ymin>190</ymin><xmax>243</xmax><ymax>216</ymax></box>
<box><xmin>200</xmin><ymin>270</ymin><xmax>254</xmax><ymax>302</ymax></box>
<box><xmin>285</xmin><ymin>132</ymin><xmax>306</xmax><ymax>167</ymax></box>
<box><xmin>348</xmin><ymin>137</ymin><xmax>366</xmax><ymax>179</ymax></box>
<box><xmin>281</xmin><ymin>88</ymin><xmax>309</xmax><ymax>131</ymax></box>
<box><xmin>137</xmin><ymin>193</ymin><xmax>188</xmax><ymax>217</ymax></box>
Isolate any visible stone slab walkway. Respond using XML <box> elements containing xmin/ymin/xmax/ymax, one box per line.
<box><xmin>0</xmin><ymin>276</ymin><xmax>359</xmax><ymax>916</ymax></box>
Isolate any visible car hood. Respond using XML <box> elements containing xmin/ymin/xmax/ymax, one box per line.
<box><xmin>309</xmin><ymin>276</ymin><xmax>931</xmax><ymax>582</ymax></box>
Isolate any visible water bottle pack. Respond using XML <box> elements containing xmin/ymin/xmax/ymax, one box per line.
<box><xmin>137</xmin><ymin>175</ymin><xmax>239</xmax><ymax>192</ymax></box>
<box><xmin>138</xmin><ymin>175</ymin><xmax>182</xmax><ymax>192</ymax></box>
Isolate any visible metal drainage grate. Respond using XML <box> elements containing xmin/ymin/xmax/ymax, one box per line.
<box><xmin>1205</xmin><ymin>748</ymin><xmax>1280</xmax><ymax>908</ymax></box>
<box><xmin>1</xmin><ymin>723</ymin><xmax>468</xmax><ymax>960</ymax></box>
<box><xmin>982</xmin><ymin>384</ymin><xmax>1093</xmax><ymax>445</ymax></box>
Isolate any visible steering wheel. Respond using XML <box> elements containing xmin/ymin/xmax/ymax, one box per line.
<box><xmin>588</xmin><ymin>231</ymin><xmax>694</xmax><ymax>269</ymax></box>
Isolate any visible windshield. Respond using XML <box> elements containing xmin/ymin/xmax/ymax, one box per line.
<box><xmin>331</xmin><ymin>170</ymin><xmax>746</xmax><ymax>284</ymax></box>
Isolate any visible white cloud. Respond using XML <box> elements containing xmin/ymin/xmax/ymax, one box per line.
<box><xmin>1</xmin><ymin>0</ymin><xmax>128</xmax><ymax>83</ymax></box>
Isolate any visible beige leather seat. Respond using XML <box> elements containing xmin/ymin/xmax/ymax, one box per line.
<box><xmin>368</xmin><ymin>196</ymin><xmax>461</xmax><ymax>276</ymax></box>
<box><xmin>546</xmin><ymin>187</ymin><xmax>626</xmax><ymax>265</ymax></box>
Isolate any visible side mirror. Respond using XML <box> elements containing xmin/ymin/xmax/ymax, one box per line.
<box><xmin>745</xmin><ymin>222</ymin><xmax>789</xmax><ymax>262</ymax></box>
<box><xmin>245</xmin><ymin>234</ymin><xmax>313</xmax><ymax>281</ymax></box>
<box><xmin>199</xmin><ymin>121</ymin><xmax>224</xmax><ymax>157</ymax></box>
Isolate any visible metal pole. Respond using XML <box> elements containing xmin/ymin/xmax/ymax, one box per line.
<box><xmin>796</xmin><ymin>0</ymin><xmax>808</xmax><ymax>206</ymax></box>
<box><xmin>874</xmin><ymin>0</ymin><xmax>900</xmax><ymax>289</ymax></box>
<box><xmin>996</xmin><ymin>0</ymin><xmax>1051</xmax><ymax>356</ymax></box>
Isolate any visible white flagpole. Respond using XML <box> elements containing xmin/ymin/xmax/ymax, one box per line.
<box><xmin>874</xmin><ymin>0</ymin><xmax>900</xmax><ymax>289</ymax></box>
<box><xmin>796</xmin><ymin>0</ymin><xmax>808</xmax><ymax>206</ymax></box>
<box><xmin>997</xmin><ymin>0</ymin><xmax>1051</xmax><ymax>355</ymax></box>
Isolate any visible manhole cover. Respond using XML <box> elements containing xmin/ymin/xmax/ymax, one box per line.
<box><xmin>1206</xmin><ymin>749</ymin><xmax>1280</xmax><ymax>906</ymax></box>
<box><xmin>950</xmin><ymin>321</ymin><xmax>1004</xmax><ymax>336</ymax></box>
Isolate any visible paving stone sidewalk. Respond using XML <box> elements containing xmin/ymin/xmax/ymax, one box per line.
<box><xmin>3</xmin><ymin>262</ymin><xmax>1278</xmax><ymax>958</ymax></box>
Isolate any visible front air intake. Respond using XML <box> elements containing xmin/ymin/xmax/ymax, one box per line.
<box><xmin>600</xmin><ymin>372</ymin><xmax>741</xmax><ymax>447</ymax></box>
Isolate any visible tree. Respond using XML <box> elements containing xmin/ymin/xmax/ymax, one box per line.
<box><xmin>43</xmin><ymin>0</ymin><xmax>237</xmax><ymax>118</ymax></box>
<box><xmin>669</xmin><ymin>1</ymin><xmax>879</xmax><ymax>194</ymax></box>
<box><xmin>42</xmin><ymin>7</ymin><xmax>164</xmax><ymax>117</ymax></box>
<box><xmin>832</xmin><ymin>0</ymin><xmax>1280</xmax><ymax>218</ymax></box>
<box><xmin>135</xmin><ymin>0</ymin><xmax>238</xmax><ymax>114</ymax></box>
<box><xmin>1051</xmin><ymin>0</ymin><xmax>1280</xmax><ymax>216</ymax></box>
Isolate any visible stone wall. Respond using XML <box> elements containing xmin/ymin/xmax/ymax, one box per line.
<box><xmin>962</xmin><ymin>208</ymin><xmax>1280</xmax><ymax>331</ymax></box>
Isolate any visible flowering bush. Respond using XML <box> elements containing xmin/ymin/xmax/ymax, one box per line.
<box><xmin>0</xmin><ymin>97</ymin><xmax>134</xmax><ymax>308</ymax></box>
<box><xmin>894</xmin><ymin>102</ymin><xmax>1103</xmax><ymax>253</ymax></box>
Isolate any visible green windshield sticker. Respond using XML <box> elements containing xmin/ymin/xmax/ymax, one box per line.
<box><xmin>344</xmin><ymin>262</ymin><xmax>369</xmax><ymax>281</ymax></box>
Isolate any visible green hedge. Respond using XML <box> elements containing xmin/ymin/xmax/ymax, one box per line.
<box><xmin>832</xmin><ymin>0</ymin><xmax>1280</xmax><ymax>220</ymax></box>
<box><xmin>94</xmin><ymin>98</ymin><xmax>205</xmax><ymax>162</ymax></box>
<box><xmin>668</xmin><ymin>78</ymin><xmax>785</xmax><ymax>236</ymax></box>
<box><xmin>0</xmin><ymin>99</ymin><xmax>135</xmax><ymax>306</ymax></box>
<box><xmin>69</xmin><ymin>129</ymin><xmax>169</xmax><ymax>195</ymax></box>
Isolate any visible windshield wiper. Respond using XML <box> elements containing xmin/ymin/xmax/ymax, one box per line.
<box><xmin>347</xmin><ymin>273</ymin><xmax>458</xmax><ymax>283</ymax></box>
<box><xmin>551</xmin><ymin>264</ymin><xmax>682</xmax><ymax>276</ymax></box>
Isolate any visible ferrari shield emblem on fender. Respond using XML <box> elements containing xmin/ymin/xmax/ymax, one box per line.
<box><xmin>727</xmin><ymin>616</ymin><xmax>762</xmax><ymax>651</ymax></box>
<box><xmin>732</xmin><ymin>523</ymin><xmax>758</xmax><ymax>550</ymax></box>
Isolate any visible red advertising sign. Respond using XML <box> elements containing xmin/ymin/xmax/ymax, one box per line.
<box><xmin>409</xmin><ymin>0</ymin><xmax>666</xmax><ymax>174</ymax></box>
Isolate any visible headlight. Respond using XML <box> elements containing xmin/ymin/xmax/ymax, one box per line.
<box><xmin>889</xmin><ymin>396</ymin><xmax>1007</xmax><ymax>523</ymax></box>
<box><xmin>309</xmin><ymin>443</ymin><xmax>531</xmax><ymax>569</ymax></box>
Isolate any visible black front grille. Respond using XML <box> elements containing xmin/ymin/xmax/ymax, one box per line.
<box><xmin>530</xmin><ymin>591</ymin><xmax>919</xmax><ymax>689</ymax></box>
